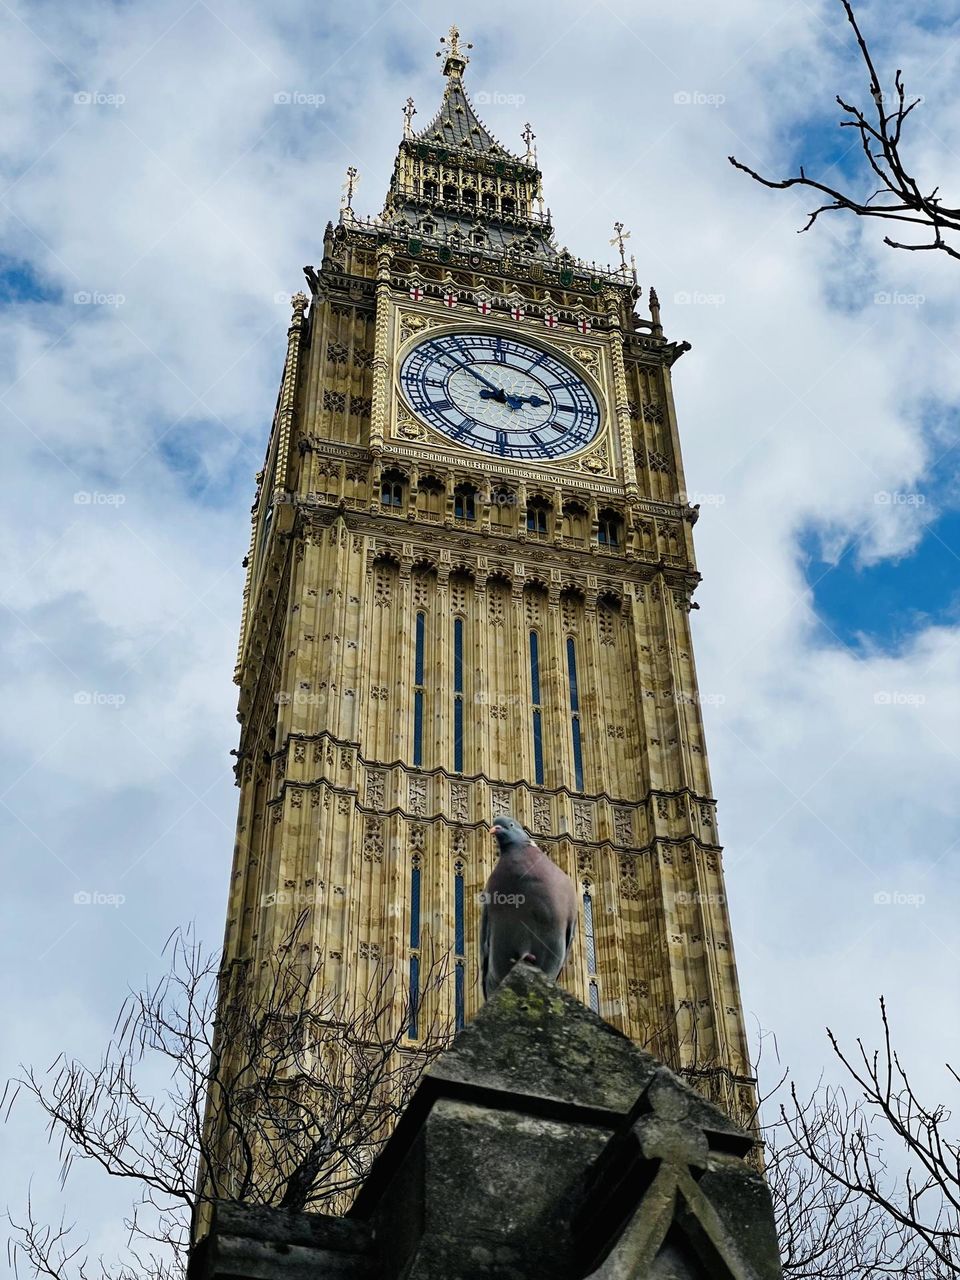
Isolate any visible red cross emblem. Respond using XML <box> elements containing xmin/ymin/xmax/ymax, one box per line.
<box><xmin>443</xmin><ymin>290</ymin><xmax>458</xmax><ymax>308</ymax></box>
<box><xmin>543</xmin><ymin>311</ymin><xmax>558</xmax><ymax>328</ymax></box>
<box><xmin>510</xmin><ymin>304</ymin><xmax>525</xmax><ymax>322</ymax></box>
<box><xmin>409</xmin><ymin>285</ymin><xmax>423</xmax><ymax>302</ymax></box>
<box><xmin>577</xmin><ymin>315</ymin><xmax>590</xmax><ymax>333</ymax></box>
<box><xmin>477</xmin><ymin>298</ymin><xmax>491</xmax><ymax>315</ymax></box>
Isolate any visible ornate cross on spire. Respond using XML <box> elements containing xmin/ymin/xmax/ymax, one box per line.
<box><xmin>521</xmin><ymin>122</ymin><xmax>537</xmax><ymax>162</ymax></box>
<box><xmin>341</xmin><ymin>165</ymin><xmax>359</xmax><ymax>213</ymax></box>
<box><xmin>437</xmin><ymin>23</ymin><xmax>473</xmax><ymax>76</ymax></box>
<box><xmin>610</xmin><ymin>220</ymin><xmax>632</xmax><ymax>270</ymax></box>
<box><xmin>402</xmin><ymin>96</ymin><xmax>417</xmax><ymax>138</ymax></box>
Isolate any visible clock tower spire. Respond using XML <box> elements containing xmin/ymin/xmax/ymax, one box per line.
<box><xmin>213</xmin><ymin>29</ymin><xmax>757</xmax><ymax>1206</ymax></box>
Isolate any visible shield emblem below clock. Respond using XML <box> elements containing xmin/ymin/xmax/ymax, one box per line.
<box><xmin>408</xmin><ymin>238</ymin><xmax>422</xmax><ymax>256</ymax></box>
<box><xmin>468</xmin><ymin>252</ymin><xmax>482</xmax><ymax>268</ymax></box>
<box><xmin>438</xmin><ymin>246</ymin><xmax>452</xmax><ymax>263</ymax></box>
<box><xmin>589</xmin><ymin>277</ymin><xmax>603</xmax><ymax>293</ymax></box>
<box><xmin>560</xmin><ymin>268</ymin><xmax>574</xmax><ymax>286</ymax></box>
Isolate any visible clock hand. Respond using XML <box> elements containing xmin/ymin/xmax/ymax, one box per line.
<box><xmin>479</xmin><ymin>387</ymin><xmax>508</xmax><ymax>404</ymax></box>
<box><xmin>456</xmin><ymin>363</ymin><xmax>501</xmax><ymax>393</ymax></box>
<box><xmin>500</xmin><ymin>392</ymin><xmax>547</xmax><ymax>411</ymax></box>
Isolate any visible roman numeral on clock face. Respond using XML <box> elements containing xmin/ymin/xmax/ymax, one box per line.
<box><xmin>398</xmin><ymin>331</ymin><xmax>601</xmax><ymax>461</ymax></box>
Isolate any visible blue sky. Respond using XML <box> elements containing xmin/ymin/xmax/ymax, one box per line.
<box><xmin>2</xmin><ymin>0</ymin><xmax>959</xmax><ymax>1267</ymax></box>
<box><xmin>803</xmin><ymin>508</ymin><xmax>960</xmax><ymax>649</ymax></box>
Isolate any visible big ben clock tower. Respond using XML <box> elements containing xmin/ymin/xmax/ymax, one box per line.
<box><xmin>219</xmin><ymin>24</ymin><xmax>757</xmax><ymax>1172</ymax></box>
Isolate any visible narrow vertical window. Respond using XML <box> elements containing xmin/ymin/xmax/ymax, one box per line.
<box><xmin>529</xmin><ymin>630</ymin><xmax>544</xmax><ymax>785</ymax></box>
<box><xmin>455</xmin><ymin>961</ymin><xmax>465</xmax><ymax>1031</ymax></box>
<box><xmin>408</xmin><ymin>854</ymin><xmax>423</xmax><ymax>1039</ymax></box>
<box><xmin>583</xmin><ymin>885</ymin><xmax>597</xmax><ymax>975</ymax></box>
<box><xmin>410</xmin><ymin>857</ymin><xmax>421</xmax><ymax>950</ymax></box>
<box><xmin>567</xmin><ymin>636</ymin><xmax>584</xmax><ymax>791</ymax></box>
<box><xmin>454</xmin><ymin>862</ymin><xmax>465</xmax><ymax>955</ymax></box>
<box><xmin>408</xmin><ymin>955</ymin><xmax>420</xmax><ymax>1038</ymax></box>
<box><xmin>413</xmin><ymin>611</ymin><xmax>425</xmax><ymax>767</ymax></box>
<box><xmin>589</xmin><ymin>980</ymin><xmax>600</xmax><ymax>1014</ymax></box>
<box><xmin>453</xmin><ymin>618</ymin><xmax>464</xmax><ymax>773</ymax></box>
<box><xmin>454</xmin><ymin>860</ymin><xmax>465</xmax><ymax>1031</ymax></box>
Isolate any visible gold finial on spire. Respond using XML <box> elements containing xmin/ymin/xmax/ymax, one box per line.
<box><xmin>521</xmin><ymin>122</ymin><xmax>537</xmax><ymax>163</ymax></box>
<box><xmin>403</xmin><ymin>96</ymin><xmax>417</xmax><ymax>137</ymax></box>
<box><xmin>437</xmin><ymin>23</ymin><xmax>472</xmax><ymax>76</ymax></box>
<box><xmin>341</xmin><ymin>165</ymin><xmax>359</xmax><ymax>213</ymax></box>
<box><xmin>610</xmin><ymin>220</ymin><xmax>632</xmax><ymax>271</ymax></box>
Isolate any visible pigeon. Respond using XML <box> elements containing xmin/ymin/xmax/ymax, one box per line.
<box><xmin>480</xmin><ymin>815</ymin><xmax>578</xmax><ymax>1000</ymax></box>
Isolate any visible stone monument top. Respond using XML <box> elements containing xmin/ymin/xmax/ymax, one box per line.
<box><xmin>189</xmin><ymin>964</ymin><xmax>782</xmax><ymax>1279</ymax></box>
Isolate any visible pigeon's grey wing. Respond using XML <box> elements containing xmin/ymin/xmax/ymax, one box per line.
<box><xmin>480</xmin><ymin>896</ymin><xmax>491</xmax><ymax>999</ymax></box>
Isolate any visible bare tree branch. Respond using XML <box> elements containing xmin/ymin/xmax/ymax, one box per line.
<box><xmin>772</xmin><ymin>999</ymin><xmax>960</xmax><ymax>1277</ymax></box>
<box><xmin>5</xmin><ymin>922</ymin><xmax>454</xmax><ymax>1279</ymax></box>
<box><xmin>729</xmin><ymin>0</ymin><xmax>960</xmax><ymax>261</ymax></box>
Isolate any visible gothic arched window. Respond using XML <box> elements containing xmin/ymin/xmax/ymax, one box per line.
<box><xmin>453</xmin><ymin>617</ymin><xmax>464</xmax><ymax>773</ymax></box>
<box><xmin>567</xmin><ymin>636</ymin><xmax>584</xmax><ymax>791</ymax></box>
<box><xmin>582</xmin><ymin>882</ymin><xmax>597</xmax><ymax>975</ymax></box>
<box><xmin>562</xmin><ymin>501</ymin><xmax>589</xmax><ymax>545</ymax></box>
<box><xmin>413</xmin><ymin>611</ymin><xmax>426</xmax><ymax>767</ymax></box>
<box><xmin>598</xmin><ymin>509</ymin><xmax>622</xmax><ymax>548</ymax></box>
<box><xmin>380</xmin><ymin>469</ymin><xmax>405</xmax><ymax>509</ymax></box>
<box><xmin>417</xmin><ymin>475</ymin><xmax>444</xmax><ymax>521</ymax></box>
<box><xmin>529</xmin><ymin>630</ymin><xmax>544</xmax><ymax>785</ymax></box>
<box><xmin>454</xmin><ymin>860</ymin><xmax>466</xmax><ymax>1030</ymax></box>
<box><xmin>454</xmin><ymin>484</ymin><xmax>476</xmax><ymax>521</ymax></box>
<box><xmin>526</xmin><ymin>496</ymin><xmax>550</xmax><ymax>537</ymax></box>
<box><xmin>408</xmin><ymin>852</ymin><xmax>425</xmax><ymax>1039</ymax></box>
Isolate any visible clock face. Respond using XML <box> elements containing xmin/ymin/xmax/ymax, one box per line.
<box><xmin>398</xmin><ymin>331</ymin><xmax>601</xmax><ymax>460</ymax></box>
